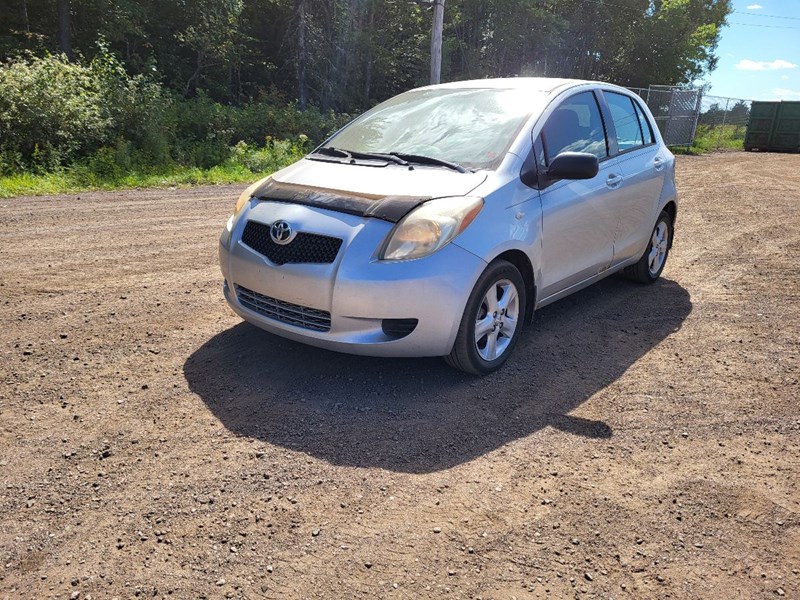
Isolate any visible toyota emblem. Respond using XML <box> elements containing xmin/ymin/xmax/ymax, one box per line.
<box><xmin>270</xmin><ymin>220</ymin><xmax>293</xmax><ymax>245</ymax></box>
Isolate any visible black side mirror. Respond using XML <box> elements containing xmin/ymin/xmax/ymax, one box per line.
<box><xmin>546</xmin><ymin>152</ymin><xmax>599</xmax><ymax>180</ymax></box>
<box><xmin>520</xmin><ymin>150</ymin><xmax>599</xmax><ymax>189</ymax></box>
<box><xmin>519</xmin><ymin>150</ymin><xmax>540</xmax><ymax>188</ymax></box>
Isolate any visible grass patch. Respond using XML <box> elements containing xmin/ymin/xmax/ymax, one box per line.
<box><xmin>0</xmin><ymin>139</ymin><xmax>305</xmax><ymax>198</ymax></box>
<box><xmin>692</xmin><ymin>123</ymin><xmax>747</xmax><ymax>153</ymax></box>
<box><xmin>668</xmin><ymin>124</ymin><xmax>747</xmax><ymax>156</ymax></box>
<box><xmin>0</xmin><ymin>164</ymin><xmax>260</xmax><ymax>198</ymax></box>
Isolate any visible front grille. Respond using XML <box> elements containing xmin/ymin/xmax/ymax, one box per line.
<box><xmin>235</xmin><ymin>285</ymin><xmax>331</xmax><ymax>332</ymax></box>
<box><xmin>241</xmin><ymin>221</ymin><xmax>342</xmax><ymax>266</ymax></box>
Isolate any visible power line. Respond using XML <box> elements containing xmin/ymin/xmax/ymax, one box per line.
<box><xmin>546</xmin><ymin>0</ymin><xmax>800</xmax><ymax>29</ymax></box>
<box><xmin>578</xmin><ymin>0</ymin><xmax>800</xmax><ymax>24</ymax></box>
<box><xmin>567</xmin><ymin>0</ymin><xmax>800</xmax><ymax>25</ymax></box>
<box><xmin>732</xmin><ymin>10</ymin><xmax>800</xmax><ymax>22</ymax></box>
<box><xmin>728</xmin><ymin>21</ymin><xmax>800</xmax><ymax>30</ymax></box>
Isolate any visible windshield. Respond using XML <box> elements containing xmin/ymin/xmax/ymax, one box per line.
<box><xmin>322</xmin><ymin>87</ymin><xmax>541</xmax><ymax>170</ymax></box>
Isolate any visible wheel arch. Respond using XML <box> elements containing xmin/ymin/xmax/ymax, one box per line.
<box><xmin>492</xmin><ymin>249</ymin><xmax>536</xmax><ymax>325</ymax></box>
<box><xmin>662</xmin><ymin>200</ymin><xmax>677</xmax><ymax>248</ymax></box>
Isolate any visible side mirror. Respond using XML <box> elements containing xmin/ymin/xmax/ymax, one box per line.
<box><xmin>546</xmin><ymin>152</ymin><xmax>599</xmax><ymax>180</ymax></box>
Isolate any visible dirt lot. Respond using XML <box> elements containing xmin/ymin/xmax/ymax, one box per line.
<box><xmin>1</xmin><ymin>152</ymin><xmax>798</xmax><ymax>599</ymax></box>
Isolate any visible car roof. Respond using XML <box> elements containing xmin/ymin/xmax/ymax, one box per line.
<box><xmin>416</xmin><ymin>77</ymin><xmax>627</xmax><ymax>95</ymax></box>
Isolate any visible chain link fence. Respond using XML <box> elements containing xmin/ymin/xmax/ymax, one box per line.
<box><xmin>629</xmin><ymin>86</ymin><xmax>702</xmax><ymax>147</ymax></box>
<box><xmin>695</xmin><ymin>95</ymin><xmax>752</xmax><ymax>152</ymax></box>
<box><xmin>628</xmin><ymin>85</ymin><xmax>752</xmax><ymax>151</ymax></box>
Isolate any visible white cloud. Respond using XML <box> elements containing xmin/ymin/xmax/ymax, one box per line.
<box><xmin>735</xmin><ymin>59</ymin><xmax>798</xmax><ymax>71</ymax></box>
<box><xmin>782</xmin><ymin>75</ymin><xmax>790</xmax><ymax>80</ymax></box>
<box><xmin>772</xmin><ymin>88</ymin><xmax>800</xmax><ymax>100</ymax></box>
<box><xmin>747</xmin><ymin>4</ymin><xmax>763</xmax><ymax>9</ymax></box>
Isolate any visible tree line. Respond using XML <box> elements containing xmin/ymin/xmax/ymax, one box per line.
<box><xmin>2</xmin><ymin>0</ymin><xmax>732</xmax><ymax>113</ymax></box>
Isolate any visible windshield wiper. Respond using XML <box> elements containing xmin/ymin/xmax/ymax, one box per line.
<box><xmin>312</xmin><ymin>146</ymin><xmax>352</xmax><ymax>159</ymax></box>
<box><xmin>311</xmin><ymin>147</ymin><xmax>470</xmax><ymax>172</ymax></box>
<box><xmin>388</xmin><ymin>152</ymin><xmax>470</xmax><ymax>173</ymax></box>
<box><xmin>311</xmin><ymin>146</ymin><xmax>409</xmax><ymax>166</ymax></box>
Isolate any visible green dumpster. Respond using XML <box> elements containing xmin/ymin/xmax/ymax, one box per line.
<box><xmin>745</xmin><ymin>101</ymin><xmax>800</xmax><ymax>152</ymax></box>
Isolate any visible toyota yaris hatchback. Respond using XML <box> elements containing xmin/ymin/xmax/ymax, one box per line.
<box><xmin>219</xmin><ymin>78</ymin><xmax>677</xmax><ymax>374</ymax></box>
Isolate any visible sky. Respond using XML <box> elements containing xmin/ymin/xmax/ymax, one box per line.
<box><xmin>704</xmin><ymin>0</ymin><xmax>800</xmax><ymax>100</ymax></box>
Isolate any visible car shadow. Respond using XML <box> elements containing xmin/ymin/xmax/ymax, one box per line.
<box><xmin>184</xmin><ymin>276</ymin><xmax>691</xmax><ymax>474</ymax></box>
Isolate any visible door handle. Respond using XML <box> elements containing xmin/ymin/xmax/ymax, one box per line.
<box><xmin>606</xmin><ymin>174</ymin><xmax>623</xmax><ymax>188</ymax></box>
<box><xmin>653</xmin><ymin>157</ymin><xmax>665</xmax><ymax>171</ymax></box>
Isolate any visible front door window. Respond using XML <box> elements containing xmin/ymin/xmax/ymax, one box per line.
<box><xmin>542</xmin><ymin>91</ymin><xmax>608</xmax><ymax>162</ymax></box>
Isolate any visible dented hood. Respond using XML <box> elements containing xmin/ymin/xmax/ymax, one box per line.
<box><xmin>252</xmin><ymin>158</ymin><xmax>488</xmax><ymax>223</ymax></box>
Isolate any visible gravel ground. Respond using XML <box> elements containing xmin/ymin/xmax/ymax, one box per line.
<box><xmin>1</xmin><ymin>152</ymin><xmax>798</xmax><ymax>599</ymax></box>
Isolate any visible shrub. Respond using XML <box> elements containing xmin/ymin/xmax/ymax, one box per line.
<box><xmin>0</xmin><ymin>48</ymin><xmax>354</xmax><ymax>178</ymax></box>
<box><xmin>0</xmin><ymin>53</ymin><xmax>111</xmax><ymax>172</ymax></box>
<box><xmin>0</xmin><ymin>46</ymin><xmax>169</xmax><ymax>174</ymax></box>
<box><xmin>230</xmin><ymin>101</ymin><xmax>351</xmax><ymax>145</ymax></box>
<box><xmin>690</xmin><ymin>123</ymin><xmax>746</xmax><ymax>153</ymax></box>
<box><xmin>228</xmin><ymin>136</ymin><xmax>310</xmax><ymax>174</ymax></box>
<box><xmin>169</xmin><ymin>95</ymin><xmax>350</xmax><ymax>166</ymax></box>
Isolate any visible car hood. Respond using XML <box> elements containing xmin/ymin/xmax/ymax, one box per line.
<box><xmin>252</xmin><ymin>158</ymin><xmax>488</xmax><ymax>223</ymax></box>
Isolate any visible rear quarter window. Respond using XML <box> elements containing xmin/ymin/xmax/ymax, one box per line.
<box><xmin>633</xmin><ymin>100</ymin><xmax>655</xmax><ymax>145</ymax></box>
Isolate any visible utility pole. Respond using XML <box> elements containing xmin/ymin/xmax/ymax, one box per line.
<box><xmin>430</xmin><ymin>0</ymin><xmax>444</xmax><ymax>84</ymax></box>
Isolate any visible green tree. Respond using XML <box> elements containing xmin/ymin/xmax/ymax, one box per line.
<box><xmin>0</xmin><ymin>0</ymin><xmax>734</xmax><ymax>112</ymax></box>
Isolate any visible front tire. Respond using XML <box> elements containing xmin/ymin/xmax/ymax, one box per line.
<box><xmin>623</xmin><ymin>210</ymin><xmax>672</xmax><ymax>283</ymax></box>
<box><xmin>445</xmin><ymin>260</ymin><xmax>526</xmax><ymax>375</ymax></box>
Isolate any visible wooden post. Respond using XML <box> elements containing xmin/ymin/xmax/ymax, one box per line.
<box><xmin>430</xmin><ymin>0</ymin><xmax>444</xmax><ymax>84</ymax></box>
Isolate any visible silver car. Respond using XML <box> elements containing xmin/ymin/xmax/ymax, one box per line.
<box><xmin>219</xmin><ymin>77</ymin><xmax>677</xmax><ymax>374</ymax></box>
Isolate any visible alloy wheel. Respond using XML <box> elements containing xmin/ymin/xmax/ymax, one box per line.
<box><xmin>648</xmin><ymin>221</ymin><xmax>669</xmax><ymax>276</ymax></box>
<box><xmin>474</xmin><ymin>279</ymin><xmax>520</xmax><ymax>361</ymax></box>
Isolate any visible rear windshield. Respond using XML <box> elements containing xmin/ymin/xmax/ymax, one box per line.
<box><xmin>325</xmin><ymin>87</ymin><xmax>541</xmax><ymax>170</ymax></box>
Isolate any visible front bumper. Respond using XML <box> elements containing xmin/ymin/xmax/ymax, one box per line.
<box><xmin>219</xmin><ymin>201</ymin><xmax>487</xmax><ymax>357</ymax></box>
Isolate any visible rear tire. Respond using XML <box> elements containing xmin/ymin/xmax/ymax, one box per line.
<box><xmin>445</xmin><ymin>260</ymin><xmax>526</xmax><ymax>375</ymax></box>
<box><xmin>623</xmin><ymin>210</ymin><xmax>672</xmax><ymax>284</ymax></box>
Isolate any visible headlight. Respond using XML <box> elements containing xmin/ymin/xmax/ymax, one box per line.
<box><xmin>223</xmin><ymin>177</ymin><xmax>270</xmax><ymax>248</ymax></box>
<box><xmin>381</xmin><ymin>196</ymin><xmax>483</xmax><ymax>260</ymax></box>
<box><xmin>220</xmin><ymin>213</ymin><xmax>235</xmax><ymax>248</ymax></box>
<box><xmin>234</xmin><ymin>176</ymin><xmax>270</xmax><ymax>217</ymax></box>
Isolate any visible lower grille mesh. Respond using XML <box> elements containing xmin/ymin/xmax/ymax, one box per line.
<box><xmin>235</xmin><ymin>285</ymin><xmax>331</xmax><ymax>332</ymax></box>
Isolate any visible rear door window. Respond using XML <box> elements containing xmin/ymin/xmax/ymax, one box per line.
<box><xmin>605</xmin><ymin>92</ymin><xmax>645</xmax><ymax>152</ymax></box>
<box><xmin>542</xmin><ymin>91</ymin><xmax>608</xmax><ymax>164</ymax></box>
